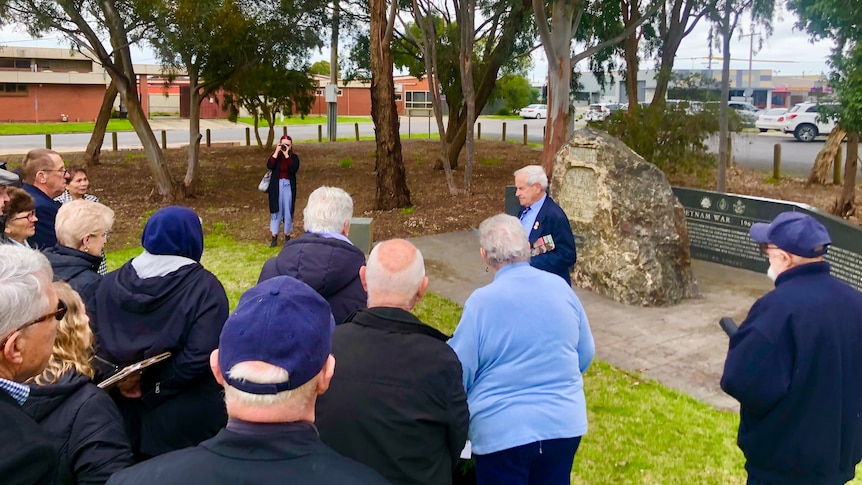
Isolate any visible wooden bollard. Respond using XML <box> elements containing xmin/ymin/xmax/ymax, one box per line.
<box><xmin>477</xmin><ymin>123</ymin><xmax>481</xmax><ymax>140</ymax></box>
<box><xmin>45</xmin><ymin>134</ymin><xmax>52</xmax><ymax>149</ymax></box>
<box><xmin>206</xmin><ymin>129</ymin><xmax>211</xmax><ymax>147</ymax></box>
<box><xmin>318</xmin><ymin>125</ymin><xmax>323</xmax><ymax>142</ymax></box>
<box><xmin>112</xmin><ymin>132</ymin><xmax>118</xmax><ymax>151</ymax></box>
<box><xmin>523</xmin><ymin>124</ymin><xmax>528</xmax><ymax>145</ymax></box>
<box><xmin>502</xmin><ymin>122</ymin><xmax>507</xmax><ymax>142</ymax></box>
<box><xmin>773</xmin><ymin>144</ymin><xmax>781</xmax><ymax>180</ymax></box>
<box><xmin>245</xmin><ymin>127</ymin><xmax>251</xmax><ymax>146</ymax></box>
<box><xmin>161</xmin><ymin>130</ymin><xmax>167</xmax><ymax>149</ymax></box>
<box><xmin>283</xmin><ymin>126</ymin><xmax>287</xmax><ymax>137</ymax></box>
<box><xmin>354</xmin><ymin>123</ymin><xmax>359</xmax><ymax>141</ymax></box>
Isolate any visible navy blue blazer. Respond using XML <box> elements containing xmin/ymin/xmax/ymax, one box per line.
<box><xmin>23</xmin><ymin>184</ymin><xmax>60</xmax><ymax>249</ymax></box>
<box><xmin>521</xmin><ymin>195</ymin><xmax>577</xmax><ymax>284</ymax></box>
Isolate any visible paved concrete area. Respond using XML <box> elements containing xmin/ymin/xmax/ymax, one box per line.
<box><xmin>410</xmin><ymin>230</ymin><xmax>774</xmax><ymax>411</ymax></box>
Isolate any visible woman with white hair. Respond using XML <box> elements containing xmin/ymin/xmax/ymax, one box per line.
<box><xmin>448</xmin><ymin>214</ymin><xmax>595</xmax><ymax>485</ymax></box>
<box><xmin>258</xmin><ymin>186</ymin><xmax>366</xmax><ymax>324</ymax></box>
<box><xmin>42</xmin><ymin>199</ymin><xmax>114</xmax><ymax>303</ymax></box>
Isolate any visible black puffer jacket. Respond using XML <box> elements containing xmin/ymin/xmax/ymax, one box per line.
<box><xmin>258</xmin><ymin>233</ymin><xmax>367</xmax><ymax>324</ymax></box>
<box><xmin>23</xmin><ymin>371</ymin><xmax>134</xmax><ymax>485</ymax></box>
<box><xmin>43</xmin><ymin>245</ymin><xmax>103</xmax><ymax>303</ymax></box>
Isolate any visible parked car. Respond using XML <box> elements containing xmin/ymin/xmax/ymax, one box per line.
<box><xmin>728</xmin><ymin>101</ymin><xmax>760</xmax><ymax>125</ymax></box>
<box><xmin>584</xmin><ymin>103</ymin><xmax>621</xmax><ymax>122</ymax></box>
<box><xmin>519</xmin><ymin>104</ymin><xmax>548</xmax><ymax>119</ymax></box>
<box><xmin>754</xmin><ymin>108</ymin><xmax>788</xmax><ymax>132</ymax></box>
<box><xmin>781</xmin><ymin>102</ymin><xmax>839</xmax><ymax>142</ymax></box>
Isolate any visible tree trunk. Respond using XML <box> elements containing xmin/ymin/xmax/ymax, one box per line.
<box><xmin>84</xmin><ymin>81</ymin><xmax>118</xmax><ymax>166</ymax></box>
<box><xmin>370</xmin><ymin>0</ymin><xmax>411</xmax><ymax>209</ymax></box>
<box><xmin>414</xmin><ymin>0</ymin><xmax>457</xmax><ymax>194</ymax></box>
<box><xmin>458</xmin><ymin>0</ymin><xmax>476</xmax><ymax>193</ymax></box>
<box><xmin>717</xmin><ymin>8</ymin><xmax>732</xmax><ymax>193</ymax></box>
<box><xmin>650</xmin><ymin>1</ymin><xmax>694</xmax><ymax>108</ymax></box>
<box><xmin>808</xmin><ymin>127</ymin><xmax>847</xmax><ymax>185</ymax></box>
<box><xmin>123</xmin><ymin>86</ymin><xmax>175</xmax><ymax>199</ymax></box>
<box><xmin>185</xmin><ymin>80</ymin><xmax>203</xmax><ymax>195</ymax></box>
<box><xmin>623</xmin><ymin>0</ymin><xmax>640</xmax><ymax>107</ymax></box>
<box><xmin>832</xmin><ymin>132</ymin><xmax>858</xmax><ymax>217</ymax></box>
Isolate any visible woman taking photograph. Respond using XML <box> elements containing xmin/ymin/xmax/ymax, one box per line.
<box><xmin>266</xmin><ymin>135</ymin><xmax>300</xmax><ymax>247</ymax></box>
<box><xmin>43</xmin><ymin>199</ymin><xmax>115</xmax><ymax>303</ymax></box>
<box><xmin>24</xmin><ymin>281</ymin><xmax>134</xmax><ymax>484</ymax></box>
<box><xmin>2</xmin><ymin>187</ymin><xmax>37</xmax><ymax>248</ymax></box>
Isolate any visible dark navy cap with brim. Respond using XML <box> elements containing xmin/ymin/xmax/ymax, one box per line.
<box><xmin>749</xmin><ymin>211</ymin><xmax>831</xmax><ymax>258</ymax></box>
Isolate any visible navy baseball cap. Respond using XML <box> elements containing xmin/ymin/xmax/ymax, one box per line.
<box><xmin>749</xmin><ymin>212</ymin><xmax>831</xmax><ymax>258</ymax></box>
<box><xmin>219</xmin><ymin>276</ymin><xmax>335</xmax><ymax>395</ymax></box>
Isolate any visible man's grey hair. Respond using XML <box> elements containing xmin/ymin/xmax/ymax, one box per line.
<box><xmin>479</xmin><ymin>214</ymin><xmax>531</xmax><ymax>269</ymax></box>
<box><xmin>365</xmin><ymin>240</ymin><xmax>425</xmax><ymax>306</ymax></box>
<box><xmin>514</xmin><ymin>165</ymin><xmax>548</xmax><ymax>191</ymax></box>
<box><xmin>303</xmin><ymin>186</ymin><xmax>354</xmax><ymax>234</ymax></box>
<box><xmin>0</xmin><ymin>246</ymin><xmax>54</xmax><ymax>338</ymax></box>
<box><xmin>223</xmin><ymin>361</ymin><xmax>317</xmax><ymax>407</ymax></box>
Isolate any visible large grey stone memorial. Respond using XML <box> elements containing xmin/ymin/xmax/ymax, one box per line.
<box><xmin>552</xmin><ymin>127</ymin><xmax>700</xmax><ymax>306</ymax></box>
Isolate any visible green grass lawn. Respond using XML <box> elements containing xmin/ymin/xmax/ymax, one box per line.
<box><xmin>236</xmin><ymin>115</ymin><xmax>373</xmax><ymax>127</ymax></box>
<box><xmin>104</xmin><ymin>233</ymin><xmax>862</xmax><ymax>484</ymax></box>
<box><xmin>0</xmin><ymin>120</ymin><xmax>134</xmax><ymax>135</ymax></box>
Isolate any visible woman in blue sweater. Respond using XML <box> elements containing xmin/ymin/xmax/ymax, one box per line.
<box><xmin>449</xmin><ymin>214</ymin><xmax>595</xmax><ymax>485</ymax></box>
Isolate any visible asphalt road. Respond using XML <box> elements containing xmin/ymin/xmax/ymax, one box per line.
<box><xmin>0</xmin><ymin>117</ymin><xmax>830</xmax><ymax>177</ymax></box>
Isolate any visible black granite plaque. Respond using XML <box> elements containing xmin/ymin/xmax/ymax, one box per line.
<box><xmin>673</xmin><ymin>187</ymin><xmax>862</xmax><ymax>290</ymax></box>
<box><xmin>505</xmin><ymin>185</ymin><xmax>520</xmax><ymax>217</ymax></box>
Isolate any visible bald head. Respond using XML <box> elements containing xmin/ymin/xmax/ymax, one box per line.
<box><xmin>361</xmin><ymin>239</ymin><xmax>428</xmax><ymax>311</ymax></box>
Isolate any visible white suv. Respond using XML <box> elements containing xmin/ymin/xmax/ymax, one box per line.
<box><xmin>782</xmin><ymin>102</ymin><xmax>839</xmax><ymax>142</ymax></box>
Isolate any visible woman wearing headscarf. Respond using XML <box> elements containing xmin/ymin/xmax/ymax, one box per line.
<box><xmin>88</xmin><ymin>206</ymin><xmax>229</xmax><ymax>461</ymax></box>
<box><xmin>42</xmin><ymin>199</ymin><xmax>114</xmax><ymax>303</ymax></box>
<box><xmin>24</xmin><ymin>282</ymin><xmax>134</xmax><ymax>484</ymax></box>
<box><xmin>266</xmin><ymin>135</ymin><xmax>300</xmax><ymax>247</ymax></box>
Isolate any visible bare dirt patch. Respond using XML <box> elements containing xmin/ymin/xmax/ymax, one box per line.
<box><xmin>49</xmin><ymin>139</ymin><xmax>860</xmax><ymax>249</ymax></box>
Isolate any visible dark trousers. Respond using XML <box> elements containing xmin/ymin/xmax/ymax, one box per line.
<box><xmin>474</xmin><ymin>437</ymin><xmax>582</xmax><ymax>485</ymax></box>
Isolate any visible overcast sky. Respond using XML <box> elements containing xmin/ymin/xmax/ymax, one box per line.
<box><xmin>1</xmin><ymin>9</ymin><xmax>833</xmax><ymax>82</ymax></box>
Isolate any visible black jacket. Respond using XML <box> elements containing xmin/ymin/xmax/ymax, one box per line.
<box><xmin>316</xmin><ymin>307</ymin><xmax>469</xmax><ymax>485</ymax></box>
<box><xmin>23</xmin><ymin>183</ymin><xmax>61</xmax><ymax>249</ymax></box>
<box><xmin>89</xmin><ymin>261</ymin><xmax>229</xmax><ymax>457</ymax></box>
<box><xmin>106</xmin><ymin>421</ymin><xmax>390</xmax><ymax>485</ymax></box>
<box><xmin>23</xmin><ymin>372</ymin><xmax>134</xmax><ymax>485</ymax></box>
<box><xmin>266</xmin><ymin>152</ymin><xmax>299</xmax><ymax>217</ymax></box>
<box><xmin>44</xmin><ymin>245</ymin><xmax>103</xmax><ymax>303</ymax></box>
<box><xmin>521</xmin><ymin>195</ymin><xmax>577</xmax><ymax>284</ymax></box>
<box><xmin>0</xmin><ymin>389</ymin><xmax>58</xmax><ymax>485</ymax></box>
<box><xmin>721</xmin><ymin>262</ymin><xmax>862</xmax><ymax>484</ymax></box>
<box><xmin>258</xmin><ymin>233</ymin><xmax>367</xmax><ymax>324</ymax></box>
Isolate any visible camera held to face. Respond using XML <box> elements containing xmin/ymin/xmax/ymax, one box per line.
<box><xmin>280</xmin><ymin>144</ymin><xmax>288</xmax><ymax>152</ymax></box>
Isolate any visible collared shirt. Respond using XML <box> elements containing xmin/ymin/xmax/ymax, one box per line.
<box><xmin>519</xmin><ymin>193</ymin><xmax>547</xmax><ymax>236</ymax></box>
<box><xmin>317</xmin><ymin>231</ymin><xmax>353</xmax><ymax>245</ymax></box>
<box><xmin>0</xmin><ymin>377</ymin><xmax>30</xmax><ymax>405</ymax></box>
<box><xmin>55</xmin><ymin>191</ymin><xmax>99</xmax><ymax>204</ymax></box>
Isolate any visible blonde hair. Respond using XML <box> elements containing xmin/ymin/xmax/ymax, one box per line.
<box><xmin>55</xmin><ymin>199</ymin><xmax>115</xmax><ymax>248</ymax></box>
<box><xmin>32</xmin><ymin>281</ymin><xmax>95</xmax><ymax>385</ymax></box>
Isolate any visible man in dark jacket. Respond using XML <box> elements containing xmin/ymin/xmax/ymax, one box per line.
<box><xmin>721</xmin><ymin>212</ymin><xmax>862</xmax><ymax>485</ymax></box>
<box><xmin>259</xmin><ymin>186</ymin><xmax>366</xmax><ymax>324</ymax></box>
<box><xmin>21</xmin><ymin>149</ymin><xmax>69</xmax><ymax>249</ymax></box>
<box><xmin>0</xmin><ymin>246</ymin><xmax>61</xmax><ymax>484</ymax></box>
<box><xmin>514</xmin><ymin>165</ymin><xmax>577</xmax><ymax>284</ymax></box>
<box><xmin>316</xmin><ymin>239</ymin><xmax>469</xmax><ymax>485</ymax></box>
<box><xmin>89</xmin><ymin>207</ymin><xmax>229</xmax><ymax>459</ymax></box>
<box><xmin>107</xmin><ymin>276</ymin><xmax>389</xmax><ymax>485</ymax></box>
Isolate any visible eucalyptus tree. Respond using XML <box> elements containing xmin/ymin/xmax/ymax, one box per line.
<box><xmin>2</xmin><ymin>0</ymin><xmax>176</xmax><ymax>197</ymax></box>
<box><xmin>788</xmin><ymin>0</ymin><xmax>861</xmax><ymax>216</ymax></box>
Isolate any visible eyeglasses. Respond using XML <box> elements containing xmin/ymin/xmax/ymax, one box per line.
<box><xmin>12</xmin><ymin>211</ymin><xmax>36</xmax><ymax>221</ymax></box>
<box><xmin>43</xmin><ymin>167</ymin><xmax>68</xmax><ymax>175</ymax></box>
<box><xmin>91</xmin><ymin>230</ymin><xmax>110</xmax><ymax>240</ymax></box>
<box><xmin>0</xmin><ymin>300</ymin><xmax>66</xmax><ymax>347</ymax></box>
